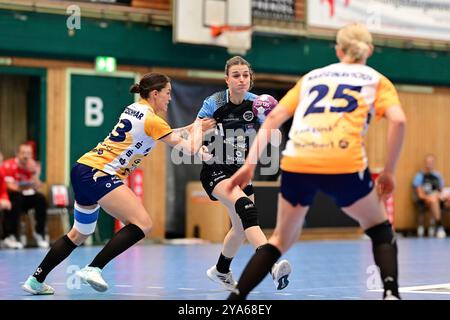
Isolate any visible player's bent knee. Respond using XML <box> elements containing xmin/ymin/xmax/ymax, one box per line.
<box><xmin>73</xmin><ymin>203</ymin><xmax>100</xmax><ymax>236</ymax></box>
<box><xmin>229</xmin><ymin>227</ymin><xmax>246</xmax><ymax>241</ymax></box>
<box><xmin>67</xmin><ymin>227</ymin><xmax>90</xmax><ymax>246</ymax></box>
<box><xmin>365</xmin><ymin>220</ymin><xmax>396</xmax><ymax>246</ymax></box>
<box><xmin>135</xmin><ymin>218</ymin><xmax>152</xmax><ymax>235</ymax></box>
<box><xmin>234</xmin><ymin>197</ymin><xmax>259</xmax><ymax>230</ymax></box>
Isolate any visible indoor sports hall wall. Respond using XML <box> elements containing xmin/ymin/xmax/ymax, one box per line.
<box><xmin>1</xmin><ymin>60</ymin><xmax>449</xmax><ymax>239</ymax></box>
<box><xmin>366</xmin><ymin>87</ymin><xmax>450</xmax><ymax>230</ymax></box>
<box><xmin>0</xmin><ymin>5</ymin><xmax>449</xmax><ymax>239</ymax></box>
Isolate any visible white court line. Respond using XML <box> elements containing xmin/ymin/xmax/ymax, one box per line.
<box><xmin>307</xmin><ymin>294</ymin><xmax>325</xmax><ymax>297</ymax></box>
<box><xmin>274</xmin><ymin>293</ymin><xmax>293</xmax><ymax>296</ymax></box>
<box><xmin>178</xmin><ymin>287</ymin><xmax>197</xmax><ymax>291</ymax></box>
<box><xmin>399</xmin><ymin>283</ymin><xmax>450</xmax><ymax>291</ymax></box>
<box><xmin>114</xmin><ymin>285</ymin><xmax>132</xmax><ymax>288</ymax></box>
<box><xmin>147</xmin><ymin>286</ymin><xmax>164</xmax><ymax>289</ymax></box>
<box><xmin>369</xmin><ymin>283</ymin><xmax>450</xmax><ymax>295</ymax></box>
<box><xmin>110</xmin><ymin>292</ymin><xmax>163</xmax><ymax>298</ymax></box>
<box><xmin>400</xmin><ymin>290</ymin><xmax>450</xmax><ymax>295</ymax></box>
<box><xmin>342</xmin><ymin>296</ymin><xmax>360</xmax><ymax>299</ymax></box>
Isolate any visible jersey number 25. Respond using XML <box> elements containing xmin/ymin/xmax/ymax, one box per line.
<box><xmin>304</xmin><ymin>84</ymin><xmax>362</xmax><ymax>117</ymax></box>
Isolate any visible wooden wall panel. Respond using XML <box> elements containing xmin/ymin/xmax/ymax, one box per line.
<box><xmin>46</xmin><ymin>68</ymin><xmax>67</xmax><ymax>187</ymax></box>
<box><xmin>131</xmin><ymin>0</ymin><xmax>170</xmax><ymax>11</ymax></box>
<box><xmin>0</xmin><ymin>75</ymin><xmax>28</xmax><ymax>159</ymax></box>
<box><xmin>366</xmin><ymin>88</ymin><xmax>450</xmax><ymax>230</ymax></box>
<box><xmin>295</xmin><ymin>0</ymin><xmax>305</xmax><ymax>21</ymax></box>
<box><xmin>141</xmin><ymin>140</ymin><xmax>166</xmax><ymax>240</ymax></box>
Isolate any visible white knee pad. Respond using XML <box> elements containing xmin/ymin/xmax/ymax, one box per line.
<box><xmin>74</xmin><ymin>203</ymin><xmax>100</xmax><ymax>235</ymax></box>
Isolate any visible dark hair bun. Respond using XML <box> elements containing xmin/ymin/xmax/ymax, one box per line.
<box><xmin>130</xmin><ymin>83</ymin><xmax>140</xmax><ymax>94</ymax></box>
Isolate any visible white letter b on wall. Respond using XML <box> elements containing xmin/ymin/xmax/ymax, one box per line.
<box><xmin>85</xmin><ymin>96</ymin><xmax>104</xmax><ymax>127</ymax></box>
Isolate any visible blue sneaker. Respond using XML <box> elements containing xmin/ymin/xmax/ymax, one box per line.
<box><xmin>22</xmin><ymin>276</ymin><xmax>55</xmax><ymax>295</ymax></box>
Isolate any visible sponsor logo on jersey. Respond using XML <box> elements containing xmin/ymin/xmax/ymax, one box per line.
<box><xmin>243</xmin><ymin>110</ymin><xmax>254</xmax><ymax>122</ymax></box>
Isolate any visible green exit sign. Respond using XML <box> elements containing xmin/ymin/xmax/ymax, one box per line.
<box><xmin>95</xmin><ymin>56</ymin><xmax>116</xmax><ymax>72</ymax></box>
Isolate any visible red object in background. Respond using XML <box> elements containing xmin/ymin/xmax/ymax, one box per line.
<box><xmin>322</xmin><ymin>0</ymin><xmax>351</xmax><ymax>17</ymax></box>
<box><xmin>128</xmin><ymin>168</ymin><xmax>144</xmax><ymax>201</ymax></box>
<box><xmin>114</xmin><ymin>168</ymin><xmax>144</xmax><ymax>232</ymax></box>
<box><xmin>371</xmin><ymin>170</ymin><xmax>395</xmax><ymax>227</ymax></box>
<box><xmin>26</xmin><ymin>140</ymin><xmax>37</xmax><ymax>159</ymax></box>
<box><xmin>51</xmin><ymin>185</ymin><xmax>69</xmax><ymax>207</ymax></box>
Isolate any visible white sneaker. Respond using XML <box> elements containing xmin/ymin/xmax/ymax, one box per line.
<box><xmin>271</xmin><ymin>259</ymin><xmax>291</xmax><ymax>290</ymax></box>
<box><xmin>417</xmin><ymin>225</ymin><xmax>424</xmax><ymax>237</ymax></box>
<box><xmin>20</xmin><ymin>234</ymin><xmax>27</xmax><ymax>247</ymax></box>
<box><xmin>436</xmin><ymin>227</ymin><xmax>446</xmax><ymax>239</ymax></box>
<box><xmin>75</xmin><ymin>266</ymin><xmax>108</xmax><ymax>292</ymax></box>
<box><xmin>33</xmin><ymin>232</ymin><xmax>50</xmax><ymax>248</ymax></box>
<box><xmin>206</xmin><ymin>265</ymin><xmax>238</xmax><ymax>292</ymax></box>
<box><xmin>22</xmin><ymin>276</ymin><xmax>55</xmax><ymax>295</ymax></box>
<box><xmin>2</xmin><ymin>235</ymin><xmax>23</xmax><ymax>249</ymax></box>
<box><xmin>428</xmin><ymin>226</ymin><xmax>436</xmax><ymax>237</ymax></box>
<box><xmin>384</xmin><ymin>290</ymin><xmax>400</xmax><ymax>300</ymax></box>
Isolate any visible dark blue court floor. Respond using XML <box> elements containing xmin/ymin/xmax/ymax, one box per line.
<box><xmin>1</xmin><ymin>237</ymin><xmax>449</xmax><ymax>300</ymax></box>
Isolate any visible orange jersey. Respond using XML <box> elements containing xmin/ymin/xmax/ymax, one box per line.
<box><xmin>279</xmin><ymin>63</ymin><xmax>400</xmax><ymax>174</ymax></box>
<box><xmin>78</xmin><ymin>99</ymin><xmax>172</xmax><ymax>179</ymax></box>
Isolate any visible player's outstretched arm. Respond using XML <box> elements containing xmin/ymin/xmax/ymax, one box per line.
<box><xmin>161</xmin><ymin>118</ymin><xmax>212</xmax><ymax>155</ymax></box>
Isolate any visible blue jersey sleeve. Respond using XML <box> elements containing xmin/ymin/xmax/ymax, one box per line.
<box><xmin>412</xmin><ymin>172</ymin><xmax>424</xmax><ymax>188</ymax></box>
<box><xmin>434</xmin><ymin>171</ymin><xmax>444</xmax><ymax>189</ymax></box>
<box><xmin>197</xmin><ymin>97</ymin><xmax>216</xmax><ymax>119</ymax></box>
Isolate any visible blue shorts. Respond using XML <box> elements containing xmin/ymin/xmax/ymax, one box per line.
<box><xmin>280</xmin><ymin>168</ymin><xmax>374</xmax><ymax>208</ymax></box>
<box><xmin>71</xmin><ymin>163</ymin><xmax>124</xmax><ymax>206</ymax></box>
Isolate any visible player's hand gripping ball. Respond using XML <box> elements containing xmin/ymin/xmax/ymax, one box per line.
<box><xmin>252</xmin><ymin>94</ymin><xmax>278</xmax><ymax>122</ymax></box>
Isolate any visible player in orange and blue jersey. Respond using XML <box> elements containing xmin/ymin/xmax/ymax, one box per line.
<box><xmin>22</xmin><ymin>72</ymin><xmax>215</xmax><ymax>295</ymax></box>
<box><xmin>227</xmin><ymin>23</ymin><xmax>406</xmax><ymax>300</ymax></box>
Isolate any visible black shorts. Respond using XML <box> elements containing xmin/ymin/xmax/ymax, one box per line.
<box><xmin>200</xmin><ymin>164</ymin><xmax>254</xmax><ymax>201</ymax></box>
<box><xmin>280</xmin><ymin>168</ymin><xmax>374</xmax><ymax>207</ymax></box>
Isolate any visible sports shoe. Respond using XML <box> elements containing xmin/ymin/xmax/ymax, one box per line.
<box><xmin>436</xmin><ymin>226</ymin><xmax>446</xmax><ymax>239</ymax></box>
<box><xmin>22</xmin><ymin>276</ymin><xmax>55</xmax><ymax>295</ymax></box>
<box><xmin>383</xmin><ymin>289</ymin><xmax>400</xmax><ymax>300</ymax></box>
<box><xmin>271</xmin><ymin>259</ymin><xmax>291</xmax><ymax>290</ymax></box>
<box><xmin>206</xmin><ymin>265</ymin><xmax>237</xmax><ymax>292</ymax></box>
<box><xmin>33</xmin><ymin>232</ymin><xmax>50</xmax><ymax>249</ymax></box>
<box><xmin>75</xmin><ymin>266</ymin><xmax>108</xmax><ymax>292</ymax></box>
<box><xmin>417</xmin><ymin>225</ymin><xmax>424</xmax><ymax>237</ymax></box>
<box><xmin>428</xmin><ymin>226</ymin><xmax>436</xmax><ymax>237</ymax></box>
<box><xmin>2</xmin><ymin>235</ymin><xmax>24</xmax><ymax>249</ymax></box>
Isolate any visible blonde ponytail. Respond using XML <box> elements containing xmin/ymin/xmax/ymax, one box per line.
<box><xmin>337</xmin><ymin>23</ymin><xmax>373</xmax><ymax>62</ymax></box>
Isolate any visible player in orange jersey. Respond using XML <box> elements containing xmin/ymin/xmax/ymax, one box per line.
<box><xmin>227</xmin><ymin>23</ymin><xmax>406</xmax><ymax>300</ymax></box>
<box><xmin>22</xmin><ymin>72</ymin><xmax>215</xmax><ymax>295</ymax></box>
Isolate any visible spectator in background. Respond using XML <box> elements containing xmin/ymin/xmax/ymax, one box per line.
<box><xmin>1</xmin><ymin>143</ymin><xmax>49</xmax><ymax>249</ymax></box>
<box><xmin>0</xmin><ymin>151</ymin><xmax>12</xmax><ymax>210</ymax></box>
<box><xmin>0</xmin><ymin>151</ymin><xmax>12</xmax><ymax>247</ymax></box>
<box><xmin>413</xmin><ymin>154</ymin><xmax>448</xmax><ymax>238</ymax></box>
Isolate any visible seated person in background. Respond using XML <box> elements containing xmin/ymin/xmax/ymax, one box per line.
<box><xmin>0</xmin><ymin>152</ymin><xmax>12</xmax><ymax>245</ymax></box>
<box><xmin>1</xmin><ymin>143</ymin><xmax>49</xmax><ymax>248</ymax></box>
<box><xmin>413</xmin><ymin>154</ymin><xmax>447</xmax><ymax>238</ymax></box>
<box><xmin>0</xmin><ymin>152</ymin><xmax>12</xmax><ymax>210</ymax></box>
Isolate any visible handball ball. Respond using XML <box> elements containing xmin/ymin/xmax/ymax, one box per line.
<box><xmin>252</xmin><ymin>94</ymin><xmax>278</xmax><ymax>121</ymax></box>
